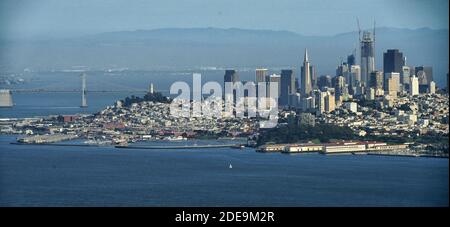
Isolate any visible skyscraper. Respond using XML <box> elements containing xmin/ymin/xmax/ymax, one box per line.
<box><xmin>360</xmin><ymin>31</ymin><xmax>375</xmax><ymax>87</ymax></box>
<box><xmin>333</xmin><ymin>75</ymin><xmax>346</xmax><ymax>99</ymax></box>
<box><xmin>383</xmin><ymin>49</ymin><xmax>405</xmax><ymax>74</ymax></box>
<box><xmin>347</xmin><ymin>53</ymin><xmax>356</xmax><ymax>68</ymax></box>
<box><xmin>385</xmin><ymin>72</ymin><xmax>400</xmax><ymax>93</ymax></box>
<box><xmin>300</xmin><ymin>49</ymin><xmax>312</xmax><ymax>96</ymax></box>
<box><xmin>415</xmin><ymin>66</ymin><xmax>433</xmax><ymax>85</ymax></box>
<box><xmin>401</xmin><ymin>66</ymin><xmax>411</xmax><ymax>86</ymax></box>
<box><xmin>317</xmin><ymin>75</ymin><xmax>332</xmax><ymax>91</ymax></box>
<box><xmin>280</xmin><ymin>69</ymin><xmax>295</xmax><ymax>106</ymax></box>
<box><xmin>255</xmin><ymin>68</ymin><xmax>268</xmax><ymax>100</ymax></box>
<box><xmin>386</xmin><ymin>73</ymin><xmax>400</xmax><ymax>97</ymax></box>
<box><xmin>267</xmin><ymin>74</ymin><xmax>281</xmax><ymax>105</ymax></box>
<box><xmin>349</xmin><ymin>65</ymin><xmax>361</xmax><ymax>94</ymax></box>
<box><xmin>369</xmin><ymin>71</ymin><xmax>383</xmax><ymax>90</ymax></box>
<box><xmin>310</xmin><ymin>65</ymin><xmax>317</xmax><ymax>89</ymax></box>
<box><xmin>224</xmin><ymin>70</ymin><xmax>239</xmax><ymax>84</ymax></box>
<box><xmin>255</xmin><ymin>68</ymin><xmax>268</xmax><ymax>84</ymax></box>
<box><xmin>336</xmin><ymin>62</ymin><xmax>349</xmax><ymax>78</ymax></box>
<box><xmin>383</xmin><ymin>49</ymin><xmax>405</xmax><ymax>90</ymax></box>
<box><xmin>429</xmin><ymin>81</ymin><xmax>436</xmax><ymax>94</ymax></box>
<box><xmin>410</xmin><ymin>75</ymin><xmax>419</xmax><ymax>96</ymax></box>
<box><xmin>224</xmin><ymin>70</ymin><xmax>239</xmax><ymax>105</ymax></box>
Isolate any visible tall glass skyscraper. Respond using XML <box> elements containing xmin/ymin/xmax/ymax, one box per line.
<box><xmin>280</xmin><ymin>69</ymin><xmax>295</xmax><ymax>106</ymax></box>
<box><xmin>360</xmin><ymin>31</ymin><xmax>375</xmax><ymax>87</ymax></box>
<box><xmin>383</xmin><ymin>49</ymin><xmax>405</xmax><ymax>90</ymax></box>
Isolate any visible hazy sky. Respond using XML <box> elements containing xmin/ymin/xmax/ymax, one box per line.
<box><xmin>1</xmin><ymin>0</ymin><xmax>448</xmax><ymax>39</ymax></box>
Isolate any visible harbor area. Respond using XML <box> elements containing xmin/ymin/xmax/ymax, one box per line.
<box><xmin>256</xmin><ymin>141</ymin><xmax>447</xmax><ymax>157</ymax></box>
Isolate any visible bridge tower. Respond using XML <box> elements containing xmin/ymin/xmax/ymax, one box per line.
<box><xmin>80</xmin><ymin>73</ymin><xmax>88</xmax><ymax>108</ymax></box>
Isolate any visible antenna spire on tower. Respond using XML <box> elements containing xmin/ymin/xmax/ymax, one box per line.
<box><xmin>356</xmin><ymin>17</ymin><xmax>361</xmax><ymax>42</ymax></box>
<box><xmin>304</xmin><ymin>48</ymin><xmax>309</xmax><ymax>62</ymax></box>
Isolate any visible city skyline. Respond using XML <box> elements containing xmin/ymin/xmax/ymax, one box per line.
<box><xmin>0</xmin><ymin>0</ymin><xmax>448</xmax><ymax>210</ymax></box>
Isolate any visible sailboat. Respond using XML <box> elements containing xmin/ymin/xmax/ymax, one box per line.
<box><xmin>229</xmin><ymin>164</ymin><xmax>233</xmax><ymax>169</ymax></box>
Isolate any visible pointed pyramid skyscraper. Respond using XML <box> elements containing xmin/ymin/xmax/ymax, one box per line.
<box><xmin>301</xmin><ymin>48</ymin><xmax>312</xmax><ymax>96</ymax></box>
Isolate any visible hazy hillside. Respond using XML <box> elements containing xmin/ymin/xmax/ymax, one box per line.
<box><xmin>1</xmin><ymin>27</ymin><xmax>448</xmax><ymax>86</ymax></box>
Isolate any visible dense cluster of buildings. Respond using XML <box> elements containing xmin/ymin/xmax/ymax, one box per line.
<box><xmin>223</xmin><ymin>29</ymin><xmax>442</xmax><ymax>116</ymax></box>
<box><xmin>318</xmin><ymin>93</ymin><xmax>449</xmax><ymax>138</ymax></box>
<box><xmin>215</xmin><ymin>27</ymin><xmax>448</xmax><ymax>154</ymax></box>
<box><xmin>1</xmin><ymin>98</ymin><xmax>259</xmax><ymax>145</ymax></box>
<box><xmin>220</xmin><ymin>25</ymin><xmax>447</xmax><ymax>139</ymax></box>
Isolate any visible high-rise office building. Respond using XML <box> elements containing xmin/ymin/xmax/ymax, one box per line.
<box><xmin>401</xmin><ymin>66</ymin><xmax>411</xmax><ymax>88</ymax></box>
<box><xmin>333</xmin><ymin>75</ymin><xmax>346</xmax><ymax>99</ymax></box>
<box><xmin>224</xmin><ymin>70</ymin><xmax>239</xmax><ymax>105</ymax></box>
<box><xmin>324</xmin><ymin>93</ymin><xmax>336</xmax><ymax>113</ymax></box>
<box><xmin>383</xmin><ymin>49</ymin><xmax>405</xmax><ymax>74</ymax></box>
<box><xmin>415</xmin><ymin>66</ymin><xmax>433</xmax><ymax>85</ymax></box>
<box><xmin>386</xmin><ymin>73</ymin><xmax>400</xmax><ymax>97</ymax></box>
<box><xmin>369</xmin><ymin>71</ymin><xmax>384</xmax><ymax>91</ymax></box>
<box><xmin>300</xmin><ymin>49</ymin><xmax>312</xmax><ymax>96</ymax></box>
<box><xmin>347</xmin><ymin>53</ymin><xmax>356</xmax><ymax>68</ymax></box>
<box><xmin>367</xmin><ymin>88</ymin><xmax>376</xmax><ymax>100</ymax></box>
<box><xmin>317</xmin><ymin>91</ymin><xmax>335</xmax><ymax>114</ymax></box>
<box><xmin>255</xmin><ymin>69</ymin><xmax>268</xmax><ymax>84</ymax></box>
<box><xmin>224</xmin><ymin>70</ymin><xmax>239</xmax><ymax>84</ymax></box>
<box><xmin>385</xmin><ymin>72</ymin><xmax>400</xmax><ymax>92</ymax></box>
<box><xmin>336</xmin><ymin>62</ymin><xmax>349</xmax><ymax>78</ymax></box>
<box><xmin>317</xmin><ymin>91</ymin><xmax>327</xmax><ymax>114</ymax></box>
<box><xmin>350</xmin><ymin>65</ymin><xmax>361</xmax><ymax>84</ymax></box>
<box><xmin>301</xmin><ymin>96</ymin><xmax>315</xmax><ymax>111</ymax></box>
<box><xmin>410</xmin><ymin>75</ymin><xmax>419</xmax><ymax>96</ymax></box>
<box><xmin>310</xmin><ymin>65</ymin><xmax>317</xmax><ymax>89</ymax></box>
<box><xmin>255</xmin><ymin>68</ymin><xmax>268</xmax><ymax>100</ymax></box>
<box><xmin>349</xmin><ymin>65</ymin><xmax>361</xmax><ymax>95</ymax></box>
<box><xmin>280</xmin><ymin>69</ymin><xmax>295</xmax><ymax>106</ymax></box>
<box><xmin>383</xmin><ymin>49</ymin><xmax>404</xmax><ymax>91</ymax></box>
<box><xmin>429</xmin><ymin>81</ymin><xmax>436</xmax><ymax>94</ymax></box>
<box><xmin>360</xmin><ymin>31</ymin><xmax>375</xmax><ymax>87</ymax></box>
<box><xmin>410</xmin><ymin>67</ymin><xmax>416</xmax><ymax>77</ymax></box>
<box><xmin>267</xmin><ymin>74</ymin><xmax>281</xmax><ymax>103</ymax></box>
<box><xmin>317</xmin><ymin>75</ymin><xmax>332</xmax><ymax>91</ymax></box>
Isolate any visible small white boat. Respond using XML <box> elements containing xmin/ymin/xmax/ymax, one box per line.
<box><xmin>229</xmin><ymin>164</ymin><xmax>233</xmax><ymax>169</ymax></box>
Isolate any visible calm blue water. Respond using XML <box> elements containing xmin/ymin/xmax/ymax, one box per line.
<box><xmin>0</xmin><ymin>135</ymin><xmax>448</xmax><ymax>207</ymax></box>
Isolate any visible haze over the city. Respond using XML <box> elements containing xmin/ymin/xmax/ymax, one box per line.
<box><xmin>1</xmin><ymin>0</ymin><xmax>448</xmax><ymax>38</ymax></box>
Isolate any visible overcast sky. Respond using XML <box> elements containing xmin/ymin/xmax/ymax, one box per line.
<box><xmin>1</xmin><ymin>0</ymin><xmax>448</xmax><ymax>39</ymax></box>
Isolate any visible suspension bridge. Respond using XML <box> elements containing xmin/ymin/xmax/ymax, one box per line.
<box><xmin>1</xmin><ymin>73</ymin><xmax>170</xmax><ymax>107</ymax></box>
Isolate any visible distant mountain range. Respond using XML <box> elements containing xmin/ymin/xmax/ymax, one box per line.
<box><xmin>1</xmin><ymin>27</ymin><xmax>448</xmax><ymax>86</ymax></box>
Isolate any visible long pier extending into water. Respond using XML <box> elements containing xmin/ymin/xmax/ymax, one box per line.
<box><xmin>10</xmin><ymin>140</ymin><xmax>245</xmax><ymax>150</ymax></box>
<box><xmin>115</xmin><ymin>144</ymin><xmax>245</xmax><ymax>150</ymax></box>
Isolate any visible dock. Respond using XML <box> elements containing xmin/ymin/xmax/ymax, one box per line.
<box><xmin>17</xmin><ymin>134</ymin><xmax>78</xmax><ymax>144</ymax></box>
<box><xmin>115</xmin><ymin>144</ymin><xmax>245</xmax><ymax>150</ymax></box>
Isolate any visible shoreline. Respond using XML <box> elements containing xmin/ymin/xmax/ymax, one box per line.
<box><xmin>5</xmin><ymin>137</ymin><xmax>448</xmax><ymax>159</ymax></box>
